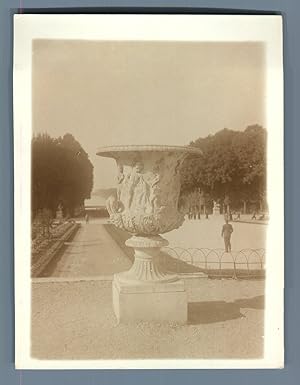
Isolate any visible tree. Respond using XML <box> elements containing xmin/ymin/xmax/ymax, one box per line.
<box><xmin>233</xmin><ymin>125</ymin><xmax>267</xmax><ymax>211</ymax></box>
<box><xmin>180</xmin><ymin>125</ymin><xmax>267</xmax><ymax>212</ymax></box>
<box><xmin>32</xmin><ymin>133</ymin><xmax>94</xmax><ymax>217</ymax></box>
<box><xmin>57</xmin><ymin>134</ymin><xmax>94</xmax><ymax>215</ymax></box>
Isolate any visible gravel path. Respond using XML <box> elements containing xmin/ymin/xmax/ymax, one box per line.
<box><xmin>42</xmin><ymin>223</ymin><xmax>131</xmax><ymax>277</ymax></box>
<box><xmin>42</xmin><ymin>217</ymin><xmax>266</xmax><ymax>278</ymax></box>
<box><xmin>164</xmin><ymin>216</ymin><xmax>267</xmax><ymax>250</ymax></box>
<box><xmin>32</xmin><ymin>279</ymin><xmax>264</xmax><ymax>360</ymax></box>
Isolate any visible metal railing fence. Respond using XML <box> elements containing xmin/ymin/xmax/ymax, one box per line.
<box><xmin>161</xmin><ymin>246</ymin><xmax>265</xmax><ymax>279</ymax></box>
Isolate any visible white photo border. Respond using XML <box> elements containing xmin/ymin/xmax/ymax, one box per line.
<box><xmin>13</xmin><ymin>14</ymin><xmax>284</xmax><ymax>369</ymax></box>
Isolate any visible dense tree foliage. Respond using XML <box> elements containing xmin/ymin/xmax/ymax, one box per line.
<box><xmin>180</xmin><ymin>125</ymin><xmax>267</xmax><ymax>212</ymax></box>
<box><xmin>32</xmin><ymin>133</ymin><xmax>93</xmax><ymax>217</ymax></box>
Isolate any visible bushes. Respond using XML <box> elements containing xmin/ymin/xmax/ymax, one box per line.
<box><xmin>31</xmin><ymin>221</ymin><xmax>80</xmax><ymax>277</ymax></box>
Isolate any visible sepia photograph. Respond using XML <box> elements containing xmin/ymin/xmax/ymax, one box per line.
<box><xmin>14</xmin><ymin>14</ymin><xmax>284</xmax><ymax>369</ymax></box>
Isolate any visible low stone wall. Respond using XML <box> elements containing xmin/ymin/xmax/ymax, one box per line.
<box><xmin>31</xmin><ymin>222</ymin><xmax>80</xmax><ymax>278</ymax></box>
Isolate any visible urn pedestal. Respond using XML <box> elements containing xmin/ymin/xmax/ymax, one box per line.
<box><xmin>113</xmin><ymin>276</ymin><xmax>187</xmax><ymax>324</ymax></box>
<box><xmin>113</xmin><ymin>235</ymin><xmax>187</xmax><ymax>324</ymax></box>
<box><xmin>97</xmin><ymin>145</ymin><xmax>202</xmax><ymax>324</ymax></box>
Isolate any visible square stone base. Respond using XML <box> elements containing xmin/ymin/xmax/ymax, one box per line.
<box><xmin>112</xmin><ymin>276</ymin><xmax>187</xmax><ymax>324</ymax></box>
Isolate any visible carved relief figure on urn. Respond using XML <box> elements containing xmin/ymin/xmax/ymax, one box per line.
<box><xmin>100</xmin><ymin>147</ymin><xmax>200</xmax><ymax>237</ymax></box>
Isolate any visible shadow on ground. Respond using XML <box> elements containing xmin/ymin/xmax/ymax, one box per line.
<box><xmin>104</xmin><ymin>224</ymin><xmax>204</xmax><ymax>273</ymax></box>
<box><xmin>235</xmin><ymin>295</ymin><xmax>265</xmax><ymax>309</ymax></box>
<box><xmin>104</xmin><ymin>224</ymin><xmax>265</xmax><ymax>279</ymax></box>
<box><xmin>188</xmin><ymin>295</ymin><xmax>264</xmax><ymax>324</ymax></box>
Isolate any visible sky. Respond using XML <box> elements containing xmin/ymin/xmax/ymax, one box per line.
<box><xmin>32</xmin><ymin>40</ymin><xmax>265</xmax><ymax>190</ymax></box>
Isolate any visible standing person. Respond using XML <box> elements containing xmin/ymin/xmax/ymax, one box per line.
<box><xmin>196</xmin><ymin>205</ymin><xmax>200</xmax><ymax>220</ymax></box>
<box><xmin>221</xmin><ymin>219</ymin><xmax>233</xmax><ymax>253</ymax></box>
<box><xmin>251</xmin><ymin>211</ymin><xmax>257</xmax><ymax>220</ymax></box>
<box><xmin>193</xmin><ymin>205</ymin><xmax>197</xmax><ymax>220</ymax></box>
<box><xmin>85</xmin><ymin>213</ymin><xmax>89</xmax><ymax>224</ymax></box>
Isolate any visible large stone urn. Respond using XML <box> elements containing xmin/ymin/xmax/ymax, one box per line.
<box><xmin>97</xmin><ymin>145</ymin><xmax>202</xmax><ymax>323</ymax></box>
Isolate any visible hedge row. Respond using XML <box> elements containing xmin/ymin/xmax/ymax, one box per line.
<box><xmin>31</xmin><ymin>222</ymin><xmax>80</xmax><ymax>277</ymax></box>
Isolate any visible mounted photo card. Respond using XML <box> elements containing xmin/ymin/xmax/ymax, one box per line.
<box><xmin>13</xmin><ymin>14</ymin><xmax>284</xmax><ymax>369</ymax></box>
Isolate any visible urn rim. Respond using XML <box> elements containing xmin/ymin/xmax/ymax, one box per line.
<box><xmin>96</xmin><ymin>144</ymin><xmax>203</xmax><ymax>158</ymax></box>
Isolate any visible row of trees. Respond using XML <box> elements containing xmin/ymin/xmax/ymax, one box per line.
<box><xmin>32</xmin><ymin>133</ymin><xmax>94</xmax><ymax>217</ymax></box>
<box><xmin>31</xmin><ymin>125</ymin><xmax>265</xmax><ymax>218</ymax></box>
<box><xmin>180</xmin><ymin>125</ymin><xmax>267</xmax><ymax>213</ymax></box>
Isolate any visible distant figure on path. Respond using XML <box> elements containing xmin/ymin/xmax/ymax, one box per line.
<box><xmin>251</xmin><ymin>211</ymin><xmax>257</xmax><ymax>220</ymax></box>
<box><xmin>193</xmin><ymin>205</ymin><xmax>197</xmax><ymax>220</ymax></box>
<box><xmin>195</xmin><ymin>205</ymin><xmax>200</xmax><ymax>220</ymax></box>
<box><xmin>221</xmin><ymin>219</ymin><xmax>233</xmax><ymax>253</ymax></box>
<box><xmin>85</xmin><ymin>213</ymin><xmax>89</xmax><ymax>224</ymax></box>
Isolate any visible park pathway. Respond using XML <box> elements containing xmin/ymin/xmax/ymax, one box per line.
<box><xmin>41</xmin><ymin>216</ymin><xmax>266</xmax><ymax>278</ymax></box>
<box><xmin>45</xmin><ymin>222</ymin><xmax>132</xmax><ymax>278</ymax></box>
<box><xmin>164</xmin><ymin>216</ymin><xmax>267</xmax><ymax>250</ymax></box>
